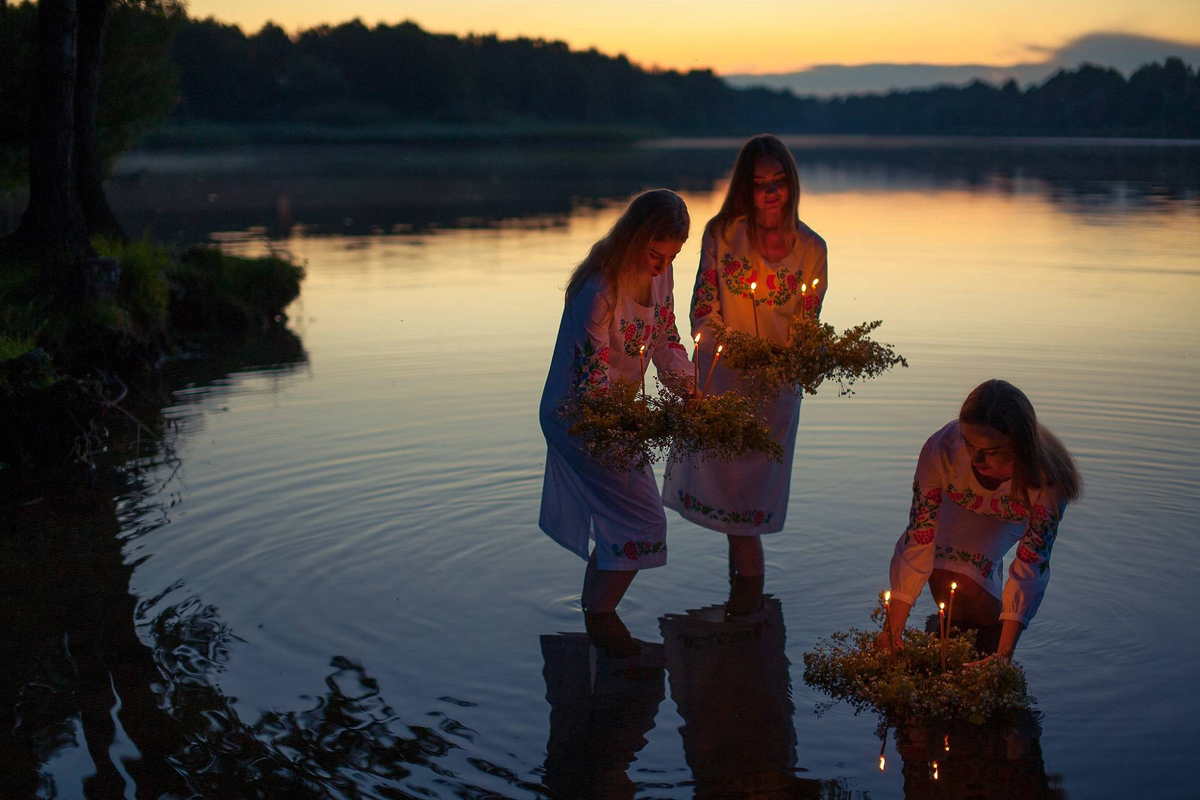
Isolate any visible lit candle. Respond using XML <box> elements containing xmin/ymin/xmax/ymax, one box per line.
<box><xmin>639</xmin><ymin>344</ymin><xmax>647</xmax><ymax>400</ymax></box>
<box><xmin>812</xmin><ymin>278</ymin><xmax>820</xmax><ymax>318</ymax></box>
<box><xmin>693</xmin><ymin>333</ymin><xmax>701</xmax><ymax>395</ymax></box>
<box><xmin>947</xmin><ymin>581</ymin><xmax>957</xmax><ymax>653</ymax></box>
<box><xmin>883</xmin><ymin>590</ymin><xmax>893</xmax><ymax>653</ymax></box>
<box><xmin>702</xmin><ymin>344</ymin><xmax>723</xmax><ymax>395</ymax></box>
<box><xmin>800</xmin><ymin>282</ymin><xmax>808</xmax><ymax>320</ymax></box>
<box><xmin>750</xmin><ymin>281</ymin><xmax>760</xmax><ymax>338</ymax></box>
<box><xmin>939</xmin><ymin>601</ymin><xmax>947</xmax><ymax>671</ymax></box>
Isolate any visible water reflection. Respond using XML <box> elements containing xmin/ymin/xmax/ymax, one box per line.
<box><xmin>539</xmin><ymin>628</ymin><xmax>666</xmax><ymax>798</ymax></box>
<box><xmin>891</xmin><ymin>712</ymin><xmax>1063</xmax><ymax>799</ymax></box>
<box><xmin>27</xmin><ymin>138</ymin><xmax>1192</xmax><ymax>244</ymax></box>
<box><xmin>660</xmin><ymin>598</ymin><xmax>827</xmax><ymax>798</ymax></box>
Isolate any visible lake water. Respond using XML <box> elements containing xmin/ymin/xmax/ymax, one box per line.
<box><xmin>3</xmin><ymin>137</ymin><xmax>1199</xmax><ymax>798</ymax></box>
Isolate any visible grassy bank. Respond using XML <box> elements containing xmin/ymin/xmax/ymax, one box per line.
<box><xmin>0</xmin><ymin>239</ymin><xmax>303</xmax><ymax>473</ymax></box>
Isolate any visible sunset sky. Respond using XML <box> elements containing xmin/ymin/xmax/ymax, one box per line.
<box><xmin>185</xmin><ymin>0</ymin><xmax>1200</xmax><ymax>74</ymax></box>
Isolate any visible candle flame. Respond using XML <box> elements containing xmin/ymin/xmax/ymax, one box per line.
<box><xmin>801</xmin><ymin>283</ymin><xmax>807</xmax><ymax>293</ymax></box>
<box><xmin>813</xmin><ymin>277</ymin><xmax>820</xmax><ymax>287</ymax></box>
<box><xmin>750</xmin><ymin>281</ymin><xmax>756</xmax><ymax>291</ymax></box>
<box><xmin>939</xmin><ymin>602</ymin><xmax>945</xmax><ymax>611</ymax></box>
<box><xmin>639</xmin><ymin>344</ymin><xmax>645</xmax><ymax>354</ymax></box>
<box><xmin>878</xmin><ymin>756</ymin><xmax>885</xmax><ymax>771</ymax></box>
<box><xmin>694</xmin><ymin>332</ymin><xmax>701</xmax><ymax>344</ymax></box>
<box><xmin>717</xmin><ymin>345</ymin><xmax>723</xmax><ymax>354</ymax></box>
<box><xmin>951</xmin><ymin>581</ymin><xmax>957</xmax><ymax>591</ymax></box>
<box><xmin>884</xmin><ymin>590</ymin><xmax>891</xmax><ymax>603</ymax></box>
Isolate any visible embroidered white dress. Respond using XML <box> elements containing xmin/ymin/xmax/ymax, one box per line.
<box><xmin>663</xmin><ymin>217</ymin><xmax>828</xmax><ymax>535</ymax></box>
<box><xmin>889</xmin><ymin>420</ymin><xmax>1067</xmax><ymax>626</ymax></box>
<box><xmin>539</xmin><ymin>272</ymin><xmax>693</xmax><ymax>570</ymax></box>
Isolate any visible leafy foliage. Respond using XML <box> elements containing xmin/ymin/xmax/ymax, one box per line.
<box><xmin>802</xmin><ymin>598</ymin><xmax>1033</xmax><ymax>725</ymax></box>
<box><xmin>561</xmin><ymin>377</ymin><xmax>782</xmax><ymax>472</ymax></box>
<box><xmin>713</xmin><ymin>316</ymin><xmax>908</xmax><ymax>398</ymax></box>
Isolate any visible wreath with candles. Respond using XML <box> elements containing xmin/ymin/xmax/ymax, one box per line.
<box><xmin>710</xmin><ymin>316</ymin><xmax>908</xmax><ymax>398</ymax></box>
<box><xmin>802</xmin><ymin>594</ymin><xmax>1033</xmax><ymax>725</ymax></box>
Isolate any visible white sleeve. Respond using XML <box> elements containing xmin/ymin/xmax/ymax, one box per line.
<box><xmin>889</xmin><ymin>434</ymin><xmax>945</xmax><ymax>606</ymax></box>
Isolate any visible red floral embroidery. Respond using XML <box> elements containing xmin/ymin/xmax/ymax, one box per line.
<box><xmin>914</xmin><ymin>528</ymin><xmax>936</xmax><ymax>544</ymax></box>
<box><xmin>924</xmin><ymin>487</ymin><xmax>942</xmax><ymax>502</ymax></box>
<box><xmin>695</xmin><ymin>303</ymin><xmax>713</xmax><ymax>318</ymax></box>
<box><xmin>624</xmin><ymin>541</ymin><xmax>638</xmax><ymax>560</ymax></box>
<box><xmin>786</xmin><ymin>274</ymin><xmax>798</xmax><ymax>291</ymax></box>
<box><xmin>1017</xmin><ymin>544</ymin><xmax>1039</xmax><ymax>563</ymax></box>
<box><xmin>766</xmin><ymin>274</ymin><xmax>777</xmax><ymax>290</ymax></box>
<box><xmin>702</xmin><ymin>268</ymin><xmax>718</xmax><ymax>286</ymax></box>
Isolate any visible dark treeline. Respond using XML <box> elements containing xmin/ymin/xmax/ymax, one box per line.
<box><xmin>1</xmin><ymin>5</ymin><xmax>1199</xmax><ymax>148</ymax></box>
<box><xmin>168</xmin><ymin>18</ymin><xmax>1200</xmax><ymax>138</ymax></box>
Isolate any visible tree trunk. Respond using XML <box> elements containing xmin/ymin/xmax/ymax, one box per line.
<box><xmin>74</xmin><ymin>0</ymin><xmax>123</xmax><ymax>242</ymax></box>
<box><xmin>3</xmin><ymin>0</ymin><xmax>91</xmax><ymax>270</ymax></box>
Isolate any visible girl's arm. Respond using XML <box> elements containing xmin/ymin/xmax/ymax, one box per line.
<box><xmin>651</xmin><ymin>272</ymin><xmax>696</xmax><ymax>393</ymax></box>
<box><xmin>999</xmin><ymin>497</ymin><xmax>1065</xmax><ymax>633</ymax></box>
<box><xmin>689</xmin><ymin>228</ymin><xmax>723</xmax><ymax>340</ymax></box>
<box><xmin>798</xmin><ymin>234</ymin><xmax>829</xmax><ymax>321</ymax></box>
<box><xmin>882</xmin><ymin>436</ymin><xmax>945</xmax><ymax>644</ymax></box>
<box><xmin>572</xmin><ymin>286</ymin><xmax>613</xmax><ymax>395</ymax></box>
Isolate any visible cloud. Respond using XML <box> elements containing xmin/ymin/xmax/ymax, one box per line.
<box><xmin>724</xmin><ymin>32</ymin><xmax>1200</xmax><ymax>97</ymax></box>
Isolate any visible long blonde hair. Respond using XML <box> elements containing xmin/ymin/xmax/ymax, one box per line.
<box><xmin>707</xmin><ymin>134</ymin><xmax>801</xmax><ymax>251</ymax></box>
<box><xmin>564</xmin><ymin>188</ymin><xmax>689</xmax><ymax>308</ymax></box>
<box><xmin>959</xmin><ymin>379</ymin><xmax>1082</xmax><ymax>509</ymax></box>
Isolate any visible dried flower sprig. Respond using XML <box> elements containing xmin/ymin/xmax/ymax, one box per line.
<box><xmin>560</xmin><ymin>377</ymin><xmax>782</xmax><ymax>473</ymax></box>
<box><xmin>802</xmin><ymin>594</ymin><xmax>1033</xmax><ymax>725</ymax></box>
<box><xmin>711</xmin><ymin>316</ymin><xmax>908</xmax><ymax>398</ymax></box>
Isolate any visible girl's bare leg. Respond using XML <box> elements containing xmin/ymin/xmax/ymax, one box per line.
<box><xmin>727</xmin><ymin>534</ymin><xmax>764</xmax><ymax>577</ymax></box>
<box><xmin>582</xmin><ymin>550</ymin><xmax>637</xmax><ymax>613</ymax></box>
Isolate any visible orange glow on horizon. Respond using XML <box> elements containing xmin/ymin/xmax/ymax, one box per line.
<box><xmin>182</xmin><ymin>0</ymin><xmax>1200</xmax><ymax>75</ymax></box>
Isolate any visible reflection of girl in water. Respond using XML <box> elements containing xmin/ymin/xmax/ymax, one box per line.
<box><xmin>663</xmin><ymin>135</ymin><xmax>828</xmax><ymax>612</ymax></box>
<box><xmin>660</xmin><ymin>599</ymin><xmax>824</xmax><ymax>796</ymax></box>
<box><xmin>880</xmin><ymin>380</ymin><xmax>1082</xmax><ymax>659</ymax></box>
<box><xmin>539</xmin><ymin>631</ymin><xmax>666</xmax><ymax>798</ymax></box>
<box><xmin>539</xmin><ymin>190</ymin><xmax>694</xmax><ymax>618</ymax></box>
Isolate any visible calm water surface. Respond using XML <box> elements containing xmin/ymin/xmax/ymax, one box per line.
<box><xmin>3</xmin><ymin>138</ymin><xmax>1199</xmax><ymax>797</ymax></box>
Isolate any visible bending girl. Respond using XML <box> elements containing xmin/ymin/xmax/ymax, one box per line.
<box><xmin>879</xmin><ymin>379</ymin><xmax>1082</xmax><ymax>659</ymax></box>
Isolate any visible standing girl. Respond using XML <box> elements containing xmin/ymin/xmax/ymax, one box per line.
<box><xmin>663</xmin><ymin>135</ymin><xmax>827</xmax><ymax>609</ymax></box>
<box><xmin>539</xmin><ymin>189</ymin><xmax>694</xmax><ymax>618</ymax></box>
<box><xmin>879</xmin><ymin>380</ymin><xmax>1082</xmax><ymax>659</ymax></box>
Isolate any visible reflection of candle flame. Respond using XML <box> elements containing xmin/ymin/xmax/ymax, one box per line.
<box><xmin>932</xmin><ymin>761</ymin><xmax>939</xmax><ymax>780</ymax></box>
<box><xmin>879</xmin><ymin>756</ymin><xmax>885</xmax><ymax>771</ymax></box>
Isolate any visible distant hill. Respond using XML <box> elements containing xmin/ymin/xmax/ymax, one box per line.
<box><xmin>725</xmin><ymin>33</ymin><xmax>1200</xmax><ymax>96</ymax></box>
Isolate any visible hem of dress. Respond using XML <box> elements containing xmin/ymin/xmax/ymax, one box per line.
<box><xmin>664</xmin><ymin>498</ymin><xmax>783</xmax><ymax>536</ymax></box>
<box><xmin>595</xmin><ymin>552</ymin><xmax>667</xmax><ymax>571</ymax></box>
<box><xmin>538</xmin><ymin>521</ymin><xmax>590</xmax><ymax>562</ymax></box>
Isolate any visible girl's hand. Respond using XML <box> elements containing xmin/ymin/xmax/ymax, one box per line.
<box><xmin>964</xmin><ymin>652</ymin><xmax>1011</xmax><ymax>668</ymax></box>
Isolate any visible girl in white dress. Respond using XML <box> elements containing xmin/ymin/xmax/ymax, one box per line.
<box><xmin>879</xmin><ymin>380</ymin><xmax>1082</xmax><ymax>660</ymax></box>
<box><xmin>663</xmin><ymin>135</ymin><xmax>828</xmax><ymax>611</ymax></box>
<box><xmin>539</xmin><ymin>189</ymin><xmax>694</xmax><ymax>617</ymax></box>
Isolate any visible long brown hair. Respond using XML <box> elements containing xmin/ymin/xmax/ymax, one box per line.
<box><xmin>959</xmin><ymin>379</ymin><xmax>1082</xmax><ymax>509</ymax></box>
<box><xmin>707</xmin><ymin>134</ymin><xmax>801</xmax><ymax>251</ymax></box>
<box><xmin>564</xmin><ymin>189</ymin><xmax>689</xmax><ymax>309</ymax></box>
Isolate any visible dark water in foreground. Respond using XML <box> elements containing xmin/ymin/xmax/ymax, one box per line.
<box><xmin>2</xmin><ymin>137</ymin><xmax>1199</xmax><ymax>798</ymax></box>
